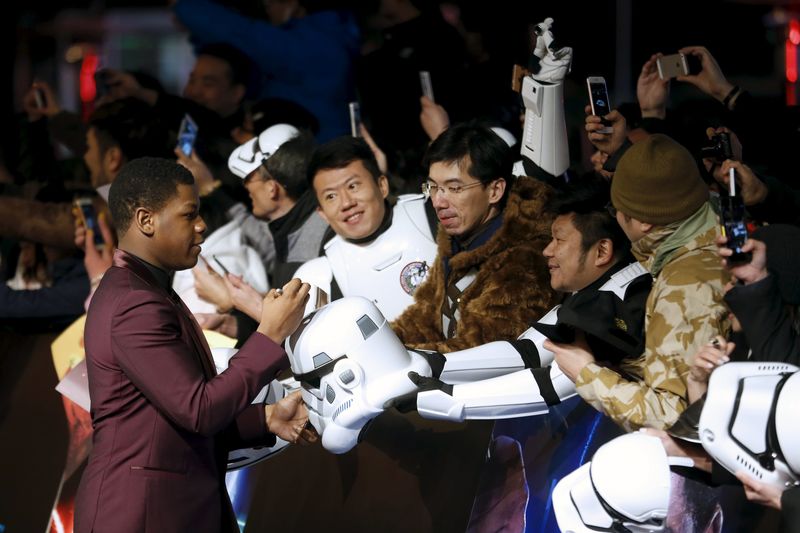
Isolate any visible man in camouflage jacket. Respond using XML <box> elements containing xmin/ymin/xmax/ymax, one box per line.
<box><xmin>550</xmin><ymin>135</ymin><xmax>729</xmax><ymax>431</ymax></box>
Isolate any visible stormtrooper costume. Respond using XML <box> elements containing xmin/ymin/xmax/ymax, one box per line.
<box><xmin>553</xmin><ymin>362</ymin><xmax>800</xmax><ymax>532</ymax></box>
<box><xmin>516</xmin><ymin>17</ymin><xmax>573</xmax><ymax>180</ymax></box>
<box><xmin>287</xmin><ymin>257</ymin><xmax>649</xmax><ymax>455</ymax></box>
<box><xmin>293</xmin><ymin>194</ymin><xmax>438</xmax><ymax>321</ymax></box>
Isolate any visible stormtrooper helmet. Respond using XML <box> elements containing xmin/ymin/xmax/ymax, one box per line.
<box><xmin>553</xmin><ymin>433</ymin><xmax>692</xmax><ymax>533</ymax></box>
<box><xmin>700</xmin><ymin>361</ymin><xmax>800</xmax><ymax>490</ymax></box>
<box><xmin>227</xmin><ymin>123</ymin><xmax>299</xmax><ymax>178</ymax></box>
<box><xmin>285</xmin><ymin>297</ymin><xmax>430</xmax><ymax>454</ymax></box>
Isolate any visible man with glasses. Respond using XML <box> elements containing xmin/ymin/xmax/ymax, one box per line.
<box><xmin>392</xmin><ymin>123</ymin><xmax>557</xmax><ymax>353</ymax></box>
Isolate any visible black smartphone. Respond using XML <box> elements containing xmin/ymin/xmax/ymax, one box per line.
<box><xmin>75</xmin><ymin>197</ymin><xmax>105</xmax><ymax>249</ymax></box>
<box><xmin>719</xmin><ymin>169</ymin><xmax>751</xmax><ymax>265</ymax></box>
<box><xmin>586</xmin><ymin>76</ymin><xmax>612</xmax><ymax>133</ymax></box>
<box><xmin>348</xmin><ymin>102</ymin><xmax>361</xmax><ymax>138</ymax></box>
<box><xmin>177</xmin><ymin>114</ymin><xmax>199</xmax><ymax>156</ymax></box>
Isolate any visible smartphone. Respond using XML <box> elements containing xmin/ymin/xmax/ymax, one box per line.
<box><xmin>177</xmin><ymin>114</ymin><xmax>199</xmax><ymax>157</ymax></box>
<box><xmin>212</xmin><ymin>255</ymin><xmax>230</xmax><ymax>276</ymax></box>
<box><xmin>586</xmin><ymin>76</ymin><xmax>613</xmax><ymax>134</ymax></box>
<box><xmin>656</xmin><ymin>53</ymin><xmax>701</xmax><ymax>80</ymax></box>
<box><xmin>75</xmin><ymin>198</ymin><xmax>105</xmax><ymax>249</ymax></box>
<box><xmin>719</xmin><ymin>168</ymin><xmax>751</xmax><ymax>265</ymax></box>
<box><xmin>33</xmin><ymin>87</ymin><xmax>46</xmax><ymax>109</ymax></box>
<box><xmin>348</xmin><ymin>102</ymin><xmax>361</xmax><ymax>138</ymax></box>
<box><xmin>419</xmin><ymin>70</ymin><xmax>434</xmax><ymax>102</ymax></box>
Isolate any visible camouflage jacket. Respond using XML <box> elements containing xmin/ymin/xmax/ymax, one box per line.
<box><xmin>575</xmin><ymin>203</ymin><xmax>730</xmax><ymax>431</ymax></box>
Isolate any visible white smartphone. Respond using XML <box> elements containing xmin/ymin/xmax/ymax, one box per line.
<box><xmin>586</xmin><ymin>76</ymin><xmax>613</xmax><ymax>134</ymax></box>
<box><xmin>419</xmin><ymin>71</ymin><xmax>434</xmax><ymax>102</ymax></box>
<box><xmin>348</xmin><ymin>102</ymin><xmax>361</xmax><ymax>138</ymax></box>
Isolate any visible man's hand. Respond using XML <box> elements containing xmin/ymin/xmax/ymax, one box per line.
<box><xmin>420</xmin><ymin>96</ymin><xmax>450</xmax><ymax>142</ymax></box>
<box><xmin>195</xmin><ymin>312</ymin><xmax>238</xmax><ymax>338</ymax></box>
<box><xmin>175</xmin><ymin>148</ymin><xmax>218</xmax><ymax>196</ymax></box>
<box><xmin>637</xmin><ymin>54</ymin><xmax>669</xmax><ymax>119</ymax></box>
<box><xmin>585</xmin><ymin>107</ymin><xmax>628</xmax><ymax>156</ymax></box>
<box><xmin>359</xmin><ymin>124</ymin><xmax>388</xmax><ymax>175</ymax></box>
<box><xmin>75</xmin><ymin>210</ymin><xmax>115</xmax><ymax>282</ymax></box>
<box><xmin>735</xmin><ymin>471</ymin><xmax>784</xmax><ymax>510</ymax></box>
<box><xmin>717</xmin><ymin>159</ymin><xmax>768</xmax><ymax>207</ymax></box>
<box><xmin>257</xmin><ymin>278</ymin><xmax>310</xmax><ymax>344</ymax></box>
<box><xmin>677</xmin><ymin>46</ymin><xmax>735</xmax><ymax>103</ymax></box>
<box><xmin>544</xmin><ymin>330</ymin><xmax>595</xmax><ymax>383</ymax></box>
<box><xmin>689</xmin><ymin>336</ymin><xmax>733</xmax><ymax>385</ymax></box>
<box><xmin>265</xmin><ymin>391</ymin><xmax>318</xmax><ymax>444</ymax></box>
<box><xmin>224</xmin><ymin>273</ymin><xmax>263</xmax><ymax>321</ymax></box>
<box><xmin>23</xmin><ymin>81</ymin><xmax>61</xmax><ymax>122</ymax></box>
<box><xmin>716</xmin><ymin>236</ymin><xmax>768</xmax><ymax>285</ymax></box>
<box><xmin>192</xmin><ymin>257</ymin><xmax>233</xmax><ymax>313</ymax></box>
<box><xmin>99</xmin><ymin>69</ymin><xmax>159</xmax><ymax>106</ymax></box>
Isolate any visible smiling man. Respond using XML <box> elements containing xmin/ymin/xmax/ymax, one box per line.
<box><xmin>391</xmin><ymin>123</ymin><xmax>557</xmax><ymax>352</ymax></box>
<box><xmin>292</xmin><ymin>135</ymin><xmax>438</xmax><ymax>321</ymax></box>
<box><xmin>74</xmin><ymin>157</ymin><xmax>315</xmax><ymax>533</ymax></box>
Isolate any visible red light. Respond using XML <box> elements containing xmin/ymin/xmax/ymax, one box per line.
<box><xmin>791</xmin><ymin>19</ymin><xmax>800</xmax><ymax>45</ymax></box>
<box><xmin>786</xmin><ymin>40</ymin><xmax>797</xmax><ymax>83</ymax></box>
<box><xmin>80</xmin><ymin>52</ymin><xmax>99</xmax><ymax>103</ymax></box>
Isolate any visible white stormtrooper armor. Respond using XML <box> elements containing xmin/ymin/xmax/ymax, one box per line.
<box><xmin>293</xmin><ymin>194</ymin><xmax>437</xmax><ymax>321</ymax></box>
<box><xmin>210</xmin><ymin>348</ymin><xmax>298</xmax><ymax>470</ymax></box>
<box><xmin>228</xmin><ymin>123</ymin><xmax>299</xmax><ymax>178</ymax></box>
<box><xmin>700</xmin><ymin>362</ymin><xmax>800</xmax><ymax>490</ymax></box>
<box><xmin>553</xmin><ymin>433</ymin><xmax>693</xmax><ymax>533</ymax></box>
<box><xmin>520</xmin><ymin>17</ymin><xmax>572</xmax><ymax>177</ymax></box>
<box><xmin>285</xmin><ymin>297</ymin><xmax>431</xmax><ymax>454</ymax></box>
<box><xmin>415</xmin><ymin>262</ymin><xmax>648</xmax><ymax>422</ymax></box>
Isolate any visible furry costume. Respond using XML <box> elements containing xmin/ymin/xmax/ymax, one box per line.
<box><xmin>391</xmin><ymin>175</ymin><xmax>558</xmax><ymax>353</ymax></box>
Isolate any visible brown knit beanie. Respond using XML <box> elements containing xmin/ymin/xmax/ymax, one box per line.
<box><xmin>611</xmin><ymin>134</ymin><xmax>709</xmax><ymax>225</ymax></box>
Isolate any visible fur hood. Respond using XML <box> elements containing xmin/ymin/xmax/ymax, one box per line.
<box><xmin>440</xmin><ymin>175</ymin><xmax>555</xmax><ymax>274</ymax></box>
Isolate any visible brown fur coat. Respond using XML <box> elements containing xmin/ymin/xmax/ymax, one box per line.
<box><xmin>391</xmin><ymin>176</ymin><xmax>558</xmax><ymax>353</ymax></box>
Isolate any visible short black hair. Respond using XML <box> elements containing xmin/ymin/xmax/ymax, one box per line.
<box><xmin>89</xmin><ymin>98</ymin><xmax>173</xmax><ymax>161</ymax></box>
<box><xmin>109</xmin><ymin>157</ymin><xmax>195</xmax><ymax>235</ymax></box>
<box><xmin>423</xmin><ymin>123</ymin><xmax>514</xmax><ymax>208</ymax></box>
<box><xmin>307</xmin><ymin>136</ymin><xmax>382</xmax><ymax>188</ymax></box>
<box><xmin>197</xmin><ymin>43</ymin><xmax>255</xmax><ymax>89</ymax></box>
<box><xmin>551</xmin><ymin>178</ymin><xmax>630</xmax><ymax>262</ymax></box>
<box><xmin>264</xmin><ymin>131</ymin><xmax>316</xmax><ymax>200</ymax></box>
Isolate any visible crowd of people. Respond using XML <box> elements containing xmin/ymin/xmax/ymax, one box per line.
<box><xmin>3</xmin><ymin>1</ymin><xmax>800</xmax><ymax>532</ymax></box>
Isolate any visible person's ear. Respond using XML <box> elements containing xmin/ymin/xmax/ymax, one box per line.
<box><xmin>104</xmin><ymin>146</ymin><xmax>125</xmax><ymax>175</ymax></box>
<box><xmin>639</xmin><ymin>221</ymin><xmax>654</xmax><ymax>234</ymax></box>
<box><xmin>594</xmin><ymin>238</ymin><xmax>614</xmax><ymax>267</ymax></box>
<box><xmin>487</xmin><ymin>178</ymin><xmax>506</xmax><ymax>205</ymax></box>
<box><xmin>133</xmin><ymin>207</ymin><xmax>155</xmax><ymax>237</ymax></box>
<box><xmin>377</xmin><ymin>175</ymin><xmax>389</xmax><ymax>199</ymax></box>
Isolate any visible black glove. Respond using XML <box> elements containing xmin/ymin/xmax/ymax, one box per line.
<box><xmin>382</xmin><ymin>371</ymin><xmax>453</xmax><ymax>413</ymax></box>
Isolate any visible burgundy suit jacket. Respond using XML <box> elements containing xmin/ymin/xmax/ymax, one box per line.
<box><xmin>75</xmin><ymin>250</ymin><xmax>287</xmax><ymax>533</ymax></box>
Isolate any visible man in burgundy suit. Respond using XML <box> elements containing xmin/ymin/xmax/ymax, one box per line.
<box><xmin>75</xmin><ymin>157</ymin><xmax>314</xmax><ymax>533</ymax></box>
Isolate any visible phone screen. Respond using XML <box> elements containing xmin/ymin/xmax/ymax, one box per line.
<box><xmin>177</xmin><ymin>114</ymin><xmax>199</xmax><ymax>156</ymax></box>
<box><xmin>719</xmin><ymin>194</ymin><xmax>750</xmax><ymax>264</ymax></box>
<box><xmin>77</xmin><ymin>199</ymin><xmax>105</xmax><ymax>248</ymax></box>
<box><xmin>349</xmin><ymin>102</ymin><xmax>361</xmax><ymax>138</ymax></box>
<box><xmin>587</xmin><ymin>78</ymin><xmax>611</xmax><ymax>117</ymax></box>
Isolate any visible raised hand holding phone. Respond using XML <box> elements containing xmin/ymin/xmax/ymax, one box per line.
<box><xmin>586</xmin><ymin>76</ymin><xmax>613</xmax><ymax>134</ymax></box>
